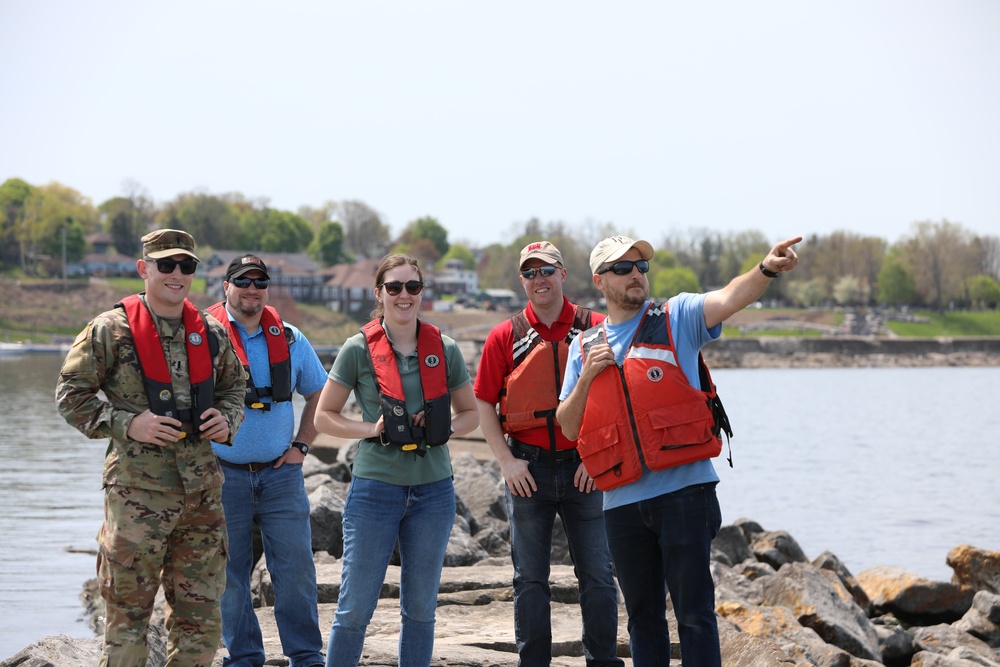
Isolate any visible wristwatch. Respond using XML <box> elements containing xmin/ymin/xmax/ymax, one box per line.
<box><xmin>290</xmin><ymin>440</ymin><xmax>310</xmax><ymax>455</ymax></box>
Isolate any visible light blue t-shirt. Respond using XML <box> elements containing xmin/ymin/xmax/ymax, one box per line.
<box><xmin>560</xmin><ymin>294</ymin><xmax>722</xmax><ymax>510</ymax></box>
<box><xmin>212</xmin><ymin>308</ymin><xmax>328</xmax><ymax>464</ymax></box>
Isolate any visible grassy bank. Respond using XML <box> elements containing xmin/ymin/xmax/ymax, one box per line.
<box><xmin>3</xmin><ymin>279</ymin><xmax>1000</xmax><ymax>344</ymax></box>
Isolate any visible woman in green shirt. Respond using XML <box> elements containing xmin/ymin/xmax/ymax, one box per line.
<box><xmin>314</xmin><ymin>253</ymin><xmax>479</xmax><ymax>667</ymax></box>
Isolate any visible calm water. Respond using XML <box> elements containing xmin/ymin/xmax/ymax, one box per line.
<box><xmin>0</xmin><ymin>355</ymin><xmax>998</xmax><ymax>658</ymax></box>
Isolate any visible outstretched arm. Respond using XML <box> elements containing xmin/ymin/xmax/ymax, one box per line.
<box><xmin>703</xmin><ymin>236</ymin><xmax>802</xmax><ymax>330</ymax></box>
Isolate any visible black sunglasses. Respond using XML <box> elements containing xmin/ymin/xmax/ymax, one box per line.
<box><xmin>597</xmin><ymin>259</ymin><xmax>650</xmax><ymax>276</ymax></box>
<box><xmin>154</xmin><ymin>258</ymin><xmax>198</xmax><ymax>275</ymax></box>
<box><xmin>230</xmin><ymin>277</ymin><xmax>270</xmax><ymax>289</ymax></box>
<box><xmin>380</xmin><ymin>280</ymin><xmax>424</xmax><ymax>296</ymax></box>
<box><xmin>520</xmin><ymin>266</ymin><xmax>558</xmax><ymax>280</ymax></box>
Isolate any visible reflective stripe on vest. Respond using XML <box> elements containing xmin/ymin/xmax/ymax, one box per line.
<box><xmin>498</xmin><ymin>306</ymin><xmax>593</xmax><ymax>443</ymax></box>
<box><xmin>362</xmin><ymin>319</ymin><xmax>451</xmax><ymax>453</ymax></box>
<box><xmin>207</xmin><ymin>302</ymin><xmax>292</xmax><ymax>409</ymax></box>
<box><xmin>577</xmin><ymin>301</ymin><xmax>728</xmax><ymax>491</ymax></box>
<box><xmin>119</xmin><ymin>294</ymin><xmax>216</xmax><ymax>435</ymax></box>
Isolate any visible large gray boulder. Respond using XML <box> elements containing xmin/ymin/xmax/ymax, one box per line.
<box><xmin>759</xmin><ymin>562</ymin><xmax>881</xmax><ymax>661</ymax></box>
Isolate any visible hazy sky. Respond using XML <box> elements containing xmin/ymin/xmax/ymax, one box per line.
<box><xmin>2</xmin><ymin>1</ymin><xmax>998</xmax><ymax>249</ymax></box>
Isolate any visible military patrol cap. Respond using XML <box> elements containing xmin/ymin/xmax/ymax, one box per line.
<box><xmin>226</xmin><ymin>254</ymin><xmax>270</xmax><ymax>281</ymax></box>
<box><xmin>142</xmin><ymin>229</ymin><xmax>200</xmax><ymax>261</ymax></box>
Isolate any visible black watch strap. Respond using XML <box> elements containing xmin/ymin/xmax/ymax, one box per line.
<box><xmin>759</xmin><ymin>261</ymin><xmax>779</xmax><ymax>278</ymax></box>
<box><xmin>290</xmin><ymin>440</ymin><xmax>310</xmax><ymax>455</ymax></box>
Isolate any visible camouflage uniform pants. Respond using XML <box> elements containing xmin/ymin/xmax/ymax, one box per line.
<box><xmin>97</xmin><ymin>484</ymin><xmax>227</xmax><ymax>667</ymax></box>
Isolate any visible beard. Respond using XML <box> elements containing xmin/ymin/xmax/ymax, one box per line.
<box><xmin>230</xmin><ymin>296</ymin><xmax>263</xmax><ymax>318</ymax></box>
<box><xmin>605</xmin><ymin>280</ymin><xmax>649</xmax><ymax>310</ymax></box>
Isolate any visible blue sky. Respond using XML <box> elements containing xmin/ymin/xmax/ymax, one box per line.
<box><xmin>2</xmin><ymin>0</ymin><xmax>998</xmax><ymax>248</ymax></box>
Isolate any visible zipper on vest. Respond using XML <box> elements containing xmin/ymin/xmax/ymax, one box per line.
<box><xmin>616</xmin><ymin>365</ymin><xmax>647</xmax><ymax>468</ymax></box>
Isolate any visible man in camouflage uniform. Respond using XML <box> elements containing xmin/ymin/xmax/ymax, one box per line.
<box><xmin>56</xmin><ymin>229</ymin><xmax>247</xmax><ymax>667</ymax></box>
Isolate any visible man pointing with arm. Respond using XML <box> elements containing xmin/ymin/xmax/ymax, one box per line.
<box><xmin>557</xmin><ymin>235</ymin><xmax>801</xmax><ymax>667</ymax></box>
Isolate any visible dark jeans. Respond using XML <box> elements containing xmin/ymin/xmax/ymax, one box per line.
<box><xmin>603</xmin><ymin>482</ymin><xmax>722</xmax><ymax>667</ymax></box>
<box><xmin>506</xmin><ymin>449</ymin><xmax>623</xmax><ymax>667</ymax></box>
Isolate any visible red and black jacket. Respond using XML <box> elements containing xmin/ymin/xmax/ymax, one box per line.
<box><xmin>208</xmin><ymin>302</ymin><xmax>292</xmax><ymax>411</ymax></box>
<box><xmin>118</xmin><ymin>294</ymin><xmax>217</xmax><ymax>436</ymax></box>
<box><xmin>362</xmin><ymin>319</ymin><xmax>451</xmax><ymax>455</ymax></box>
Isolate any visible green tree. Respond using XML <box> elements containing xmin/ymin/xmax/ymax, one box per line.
<box><xmin>439</xmin><ymin>243</ymin><xmax>476</xmax><ymax>269</ymax></box>
<box><xmin>100</xmin><ymin>182</ymin><xmax>156</xmax><ymax>257</ymax></box>
<box><xmin>877</xmin><ymin>252</ymin><xmax>918</xmax><ymax>306</ymax></box>
<box><xmin>832</xmin><ymin>275</ymin><xmax>870</xmax><ymax>306</ymax></box>
<box><xmin>340</xmin><ymin>200</ymin><xmax>390</xmax><ymax>259</ymax></box>
<box><xmin>899</xmin><ymin>220</ymin><xmax>979</xmax><ymax>311</ymax></box>
<box><xmin>788</xmin><ymin>277</ymin><xmax>828</xmax><ymax>307</ymax></box>
<box><xmin>0</xmin><ymin>178</ymin><xmax>35</xmax><ymax>267</ymax></box>
<box><xmin>245</xmin><ymin>209</ymin><xmax>313</xmax><ymax>253</ymax></box>
<box><xmin>20</xmin><ymin>182</ymin><xmax>98</xmax><ymax>274</ymax></box>
<box><xmin>310</xmin><ymin>220</ymin><xmax>348</xmax><ymax>266</ymax></box>
<box><xmin>960</xmin><ymin>275</ymin><xmax>1000</xmax><ymax>309</ymax></box>
<box><xmin>652</xmin><ymin>266</ymin><xmax>700</xmax><ymax>299</ymax></box>
<box><xmin>402</xmin><ymin>216</ymin><xmax>450</xmax><ymax>258</ymax></box>
<box><xmin>157</xmin><ymin>192</ymin><xmax>241</xmax><ymax>250</ymax></box>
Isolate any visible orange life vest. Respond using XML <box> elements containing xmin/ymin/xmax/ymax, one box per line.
<box><xmin>118</xmin><ymin>294</ymin><xmax>217</xmax><ymax>435</ymax></box>
<box><xmin>362</xmin><ymin>319</ymin><xmax>451</xmax><ymax>454</ymax></box>
<box><xmin>577</xmin><ymin>301</ymin><xmax>732</xmax><ymax>491</ymax></box>
<box><xmin>207</xmin><ymin>302</ymin><xmax>292</xmax><ymax>411</ymax></box>
<box><xmin>498</xmin><ymin>306</ymin><xmax>593</xmax><ymax>448</ymax></box>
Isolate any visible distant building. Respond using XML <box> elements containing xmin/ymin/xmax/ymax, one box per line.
<box><xmin>432</xmin><ymin>259</ymin><xmax>478</xmax><ymax>296</ymax></box>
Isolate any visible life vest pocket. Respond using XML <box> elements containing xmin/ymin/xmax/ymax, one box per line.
<box><xmin>645</xmin><ymin>399</ymin><xmax>716</xmax><ymax>448</ymax></box>
<box><xmin>577</xmin><ymin>422</ymin><xmax>640</xmax><ymax>491</ymax></box>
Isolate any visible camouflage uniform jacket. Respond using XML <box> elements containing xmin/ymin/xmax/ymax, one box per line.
<box><xmin>56</xmin><ymin>296</ymin><xmax>247</xmax><ymax>494</ymax></box>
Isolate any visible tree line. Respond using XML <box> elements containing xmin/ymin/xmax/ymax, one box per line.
<box><xmin>2</xmin><ymin>177</ymin><xmax>998</xmax><ymax>311</ymax></box>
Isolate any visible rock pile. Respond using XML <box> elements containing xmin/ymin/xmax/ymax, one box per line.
<box><xmin>4</xmin><ymin>439</ymin><xmax>999</xmax><ymax>667</ymax></box>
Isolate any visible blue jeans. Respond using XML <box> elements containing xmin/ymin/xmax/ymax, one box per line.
<box><xmin>506</xmin><ymin>452</ymin><xmax>623</xmax><ymax>667</ymax></box>
<box><xmin>326</xmin><ymin>476</ymin><xmax>456</xmax><ymax>667</ymax></box>
<box><xmin>603</xmin><ymin>482</ymin><xmax>722</xmax><ymax>667</ymax></box>
<box><xmin>220</xmin><ymin>462</ymin><xmax>324</xmax><ymax>667</ymax></box>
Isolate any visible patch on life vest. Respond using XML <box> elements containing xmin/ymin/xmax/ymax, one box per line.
<box><xmin>159</xmin><ymin>389</ymin><xmax>172</xmax><ymax>402</ymax></box>
<box><xmin>188</xmin><ymin>332</ymin><xmax>203</xmax><ymax>346</ymax></box>
<box><xmin>268</xmin><ymin>325</ymin><xmax>281</xmax><ymax>336</ymax></box>
<box><xmin>424</xmin><ymin>354</ymin><xmax>440</xmax><ymax>368</ymax></box>
<box><xmin>392</xmin><ymin>405</ymin><xmax>405</xmax><ymax>417</ymax></box>
<box><xmin>647</xmin><ymin>367</ymin><xmax>664</xmax><ymax>382</ymax></box>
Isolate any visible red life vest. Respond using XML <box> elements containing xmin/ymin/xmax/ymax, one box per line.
<box><xmin>577</xmin><ymin>301</ymin><xmax>732</xmax><ymax>491</ymax></box>
<box><xmin>498</xmin><ymin>306</ymin><xmax>593</xmax><ymax>448</ymax></box>
<box><xmin>362</xmin><ymin>319</ymin><xmax>451</xmax><ymax>454</ymax></box>
<box><xmin>118</xmin><ymin>294</ymin><xmax>217</xmax><ymax>436</ymax></box>
<box><xmin>207</xmin><ymin>302</ymin><xmax>292</xmax><ymax>411</ymax></box>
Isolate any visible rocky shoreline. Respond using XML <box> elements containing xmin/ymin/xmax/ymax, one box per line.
<box><xmin>4</xmin><ymin>437</ymin><xmax>1000</xmax><ymax>667</ymax></box>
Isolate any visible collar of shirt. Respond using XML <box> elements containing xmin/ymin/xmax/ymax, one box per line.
<box><xmin>524</xmin><ymin>296</ymin><xmax>575</xmax><ymax>341</ymax></box>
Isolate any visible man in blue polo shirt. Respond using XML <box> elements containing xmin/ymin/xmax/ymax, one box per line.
<box><xmin>210</xmin><ymin>254</ymin><xmax>328</xmax><ymax>667</ymax></box>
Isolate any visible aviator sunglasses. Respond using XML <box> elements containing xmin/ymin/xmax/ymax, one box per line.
<box><xmin>520</xmin><ymin>266</ymin><xmax>557</xmax><ymax>280</ymax></box>
<box><xmin>597</xmin><ymin>259</ymin><xmax>650</xmax><ymax>276</ymax></box>
<box><xmin>154</xmin><ymin>258</ymin><xmax>198</xmax><ymax>275</ymax></box>
<box><xmin>230</xmin><ymin>277</ymin><xmax>270</xmax><ymax>289</ymax></box>
<box><xmin>380</xmin><ymin>280</ymin><xmax>424</xmax><ymax>296</ymax></box>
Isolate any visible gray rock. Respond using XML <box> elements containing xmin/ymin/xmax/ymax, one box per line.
<box><xmin>948</xmin><ymin>545</ymin><xmax>1000</xmax><ymax>596</ymax></box>
<box><xmin>713</xmin><ymin>523</ymin><xmax>756</xmax><ymax>566</ymax></box>
<box><xmin>954</xmin><ymin>591</ymin><xmax>1000</xmax><ymax>647</ymax></box>
<box><xmin>912</xmin><ymin>623</ymin><xmax>998</xmax><ymax>663</ymax></box>
<box><xmin>759</xmin><ymin>562</ymin><xmax>880</xmax><ymax>661</ymax></box>
<box><xmin>308</xmin><ymin>482</ymin><xmax>348</xmax><ymax>556</ymax></box>
<box><xmin>872</xmin><ymin>615</ymin><xmax>916</xmax><ymax>666</ymax></box>
<box><xmin>751</xmin><ymin>530</ymin><xmax>810</xmax><ymax>570</ymax></box>
<box><xmin>813</xmin><ymin>550</ymin><xmax>873</xmax><ymax>616</ymax></box>
<box><xmin>858</xmin><ymin>566</ymin><xmax>975</xmax><ymax>625</ymax></box>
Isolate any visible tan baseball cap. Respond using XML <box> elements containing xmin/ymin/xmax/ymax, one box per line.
<box><xmin>589</xmin><ymin>236</ymin><xmax>654</xmax><ymax>274</ymax></box>
<box><xmin>141</xmin><ymin>229</ymin><xmax>199</xmax><ymax>261</ymax></box>
<box><xmin>518</xmin><ymin>241</ymin><xmax>564</xmax><ymax>269</ymax></box>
